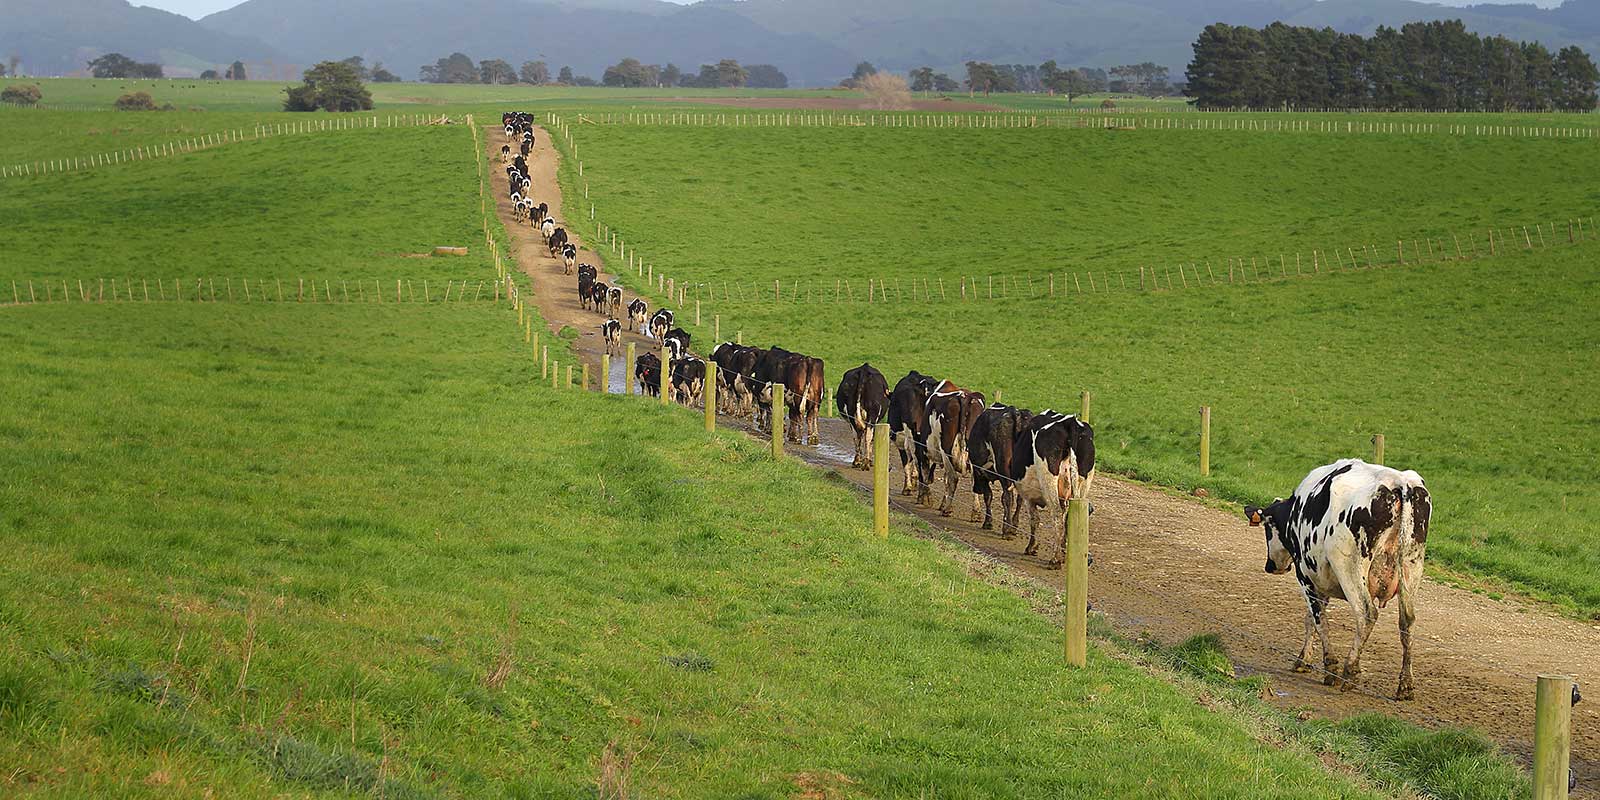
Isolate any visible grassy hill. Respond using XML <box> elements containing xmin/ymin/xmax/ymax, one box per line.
<box><xmin>558</xmin><ymin>120</ymin><xmax>1600</xmax><ymax>616</ymax></box>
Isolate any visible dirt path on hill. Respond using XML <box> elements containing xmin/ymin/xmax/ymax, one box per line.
<box><xmin>489</xmin><ymin>126</ymin><xmax>1599</xmax><ymax>794</ymax></box>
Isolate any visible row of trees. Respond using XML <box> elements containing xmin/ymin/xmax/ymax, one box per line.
<box><xmin>900</xmin><ymin>60</ymin><xmax>1173</xmax><ymax>98</ymax></box>
<box><xmin>87</xmin><ymin>53</ymin><xmax>164</xmax><ymax>79</ymax></box>
<box><xmin>200</xmin><ymin>61</ymin><xmax>250</xmax><ymax>80</ymax></box>
<box><xmin>419</xmin><ymin>53</ymin><xmax>784</xmax><ymax>88</ymax></box>
<box><xmin>1187</xmin><ymin>21</ymin><xmax>1599</xmax><ymax>110</ymax></box>
<box><xmin>283</xmin><ymin>61</ymin><xmax>373</xmax><ymax>112</ymax></box>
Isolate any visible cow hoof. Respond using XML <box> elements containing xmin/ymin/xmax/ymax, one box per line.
<box><xmin>1043</xmin><ymin>560</ymin><xmax>1063</xmax><ymax>571</ymax></box>
<box><xmin>1321</xmin><ymin>658</ymin><xmax>1340</xmax><ymax>686</ymax></box>
<box><xmin>1023</xmin><ymin>545</ymin><xmax>1037</xmax><ymax>556</ymax></box>
<box><xmin>1290</xmin><ymin>659</ymin><xmax>1312</xmax><ymax>674</ymax></box>
<box><xmin>1394</xmin><ymin>682</ymin><xmax>1415</xmax><ymax>702</ymax></box>
<box><xmin>980</xmin><ymin>521</ymin><xmax>992</xmax><ymax>531</ymax></box>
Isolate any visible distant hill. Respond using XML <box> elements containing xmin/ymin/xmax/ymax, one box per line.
<box><xmin>8</xmin><ymin>0</ymin><xmax>1599</xmax><ymax>84</ymax></box>
<box><xmin>0</xmin><ymin>0</ymin><xmax>282</xmax><ymax>77</ymax></box>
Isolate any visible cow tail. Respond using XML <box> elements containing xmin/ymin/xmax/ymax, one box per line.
<box><xmin>1396</xmin><ymin>488</ymin><xmax>1418</xmax><ymax>608</ymax></box>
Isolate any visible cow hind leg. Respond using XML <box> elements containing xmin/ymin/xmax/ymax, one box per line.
<box><xmin>1023</xmin><ymin>505</ymin><xmax>1039</xmax><ymax>556</ymax></box>
<box><xmin>1395</xmin><ymin>577</ymin><xmax>1418</xmax><ymax>701</ymax></box>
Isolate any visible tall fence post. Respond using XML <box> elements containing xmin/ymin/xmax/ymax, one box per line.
<box><xmin>1080</xmin><ymin>390</ymin><xmax>1091</xmax><ymax>422</ymax></box>
<box><xmin>582</xmin><ymin>363</ymin><xmax>590</xmax><ymax>392</ymax></box>
<box><xmin>1534</xmin><ymin>675</ymin><xmax>1574</xmax><ymax>800</ymax></box>
<box><xmin>1200</xmin><ymin>406</ymin><xmax>1212</xmax><ymax>477</ymax></box>
<box><xmin>625</xmin><ymin>342</ymin><xmax>635</xmax><ymax>395</ymax></box>
<box><xmin>1372</xmin><ymin>433</ymin><xmax>1386</xmax><ymax>464</ymax></box>
<box><xmin>771</xmin><ymin>384</ymin><xmax>785</xmax><ymax>459</ymax></box>
<box><xmin>659</xmin><ymin>344</ymin><xmax>670</xmax><ymax>405</ymax></box>
<box><xmin>541</xmin><ymin>347</ymin><xmax>549</xmax><ymax>380</ymax></box>
<box><xmin>714</xmin><ymin>314</ymin><xmax>720</xmax><ymax>342</ymax></box>
<box><xmin>601</xmin><ymin>354</ymin><xmax>611</xmax><ymax>394</ymax></box>
<box><xmin>1064</xmin><ymin>498</ymin><xmax>1090</xmax><ymax>667</ymax></box>
<box><xmin>551</xmin><ymin>360</ymin><xmax>559</xmax><ymax>389</ymax></box>
<box><xmin>704</xmin><ymin>365</ymin><xmax>717</xmax><ymax>432</ymax></box>
<box><xmin>873</xmin><ymin>422</ymin><xmax>890</xmax><ymax>537</ymax></box>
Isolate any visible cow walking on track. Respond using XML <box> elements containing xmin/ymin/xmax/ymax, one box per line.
<box><xmin>1009</xmin><ymin>411</ymin><xmax>1096</xmax><ymax>568</ymax></box>
<box><xmin>835</xmin><ymin>364</ymin><xmax>889</xmax><ymax>469</ymax></box>
<box><xmin>968</xmin><ymin>404</ymin><xmax>1032</xmax><ymax>532</ymax></box>
<box><xmin>1246</xmin><ymin>459</ymin><xmax>1430</xmax><ymax>700</ymax></box>
<box><xmin>924</xmin><ymin>382</ymin><xmax>986</xmax><ymax>515</ymax></box>
<box><xmin>887</xmin><ymin>371</ymin><xmax>940</xmax><ymax>498</ymax></box>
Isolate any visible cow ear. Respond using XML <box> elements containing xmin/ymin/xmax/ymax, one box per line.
<box><xmin>1245</xmin><ymin>506</ymin><xmax>1263</xmax><ymax>526</ymax></box>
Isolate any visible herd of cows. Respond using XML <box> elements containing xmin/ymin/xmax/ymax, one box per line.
<box><xmin>499</xmin><ymin>112</ymin><xmax>1436</xmax><ymax>701</ymax></box>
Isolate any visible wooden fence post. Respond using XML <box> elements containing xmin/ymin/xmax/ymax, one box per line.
<box><xmin>1064</xmin><ymin>498</ymin><xmax>1090</xmax><ymax>667</ymax></box>
<box><xmin>705</xmin><ymin>364</ymin><xmax>717</xmax><ymax>432</ymax></box>
<box><xmin>1200</xmin><ymin>406</ymin><xmax>1212</xmax><ymax>477</ymax></box>
<box><xmin>625</xmin><ymin>342</ymin><xmax>635</xmax><ymax>395</ymax></box>
<box><xmin>566</xmin><ymin>365</ymin><xmax>574</xmax><ymax>390</ymax></box>
<box><xmin>582</xmin><ymin>363</ymin><xmax>590</xmax><ymax>392</ymax></box>
<box><xmin>551</xmin><ymin>360</ymin><xmax>559</xmax><ymax>389</ymax></box>
<box><xmin>601</xmin><ymin>354</ymin><xmax>611</xmax><ymax>395</ymax></box>
<box><xmin>1080</xmin><ymin>391</ymin><xmax>1091</xmax><ymax>422</ymax></box>
<box><xmin>714</xmin><ymin>314</ymin><xmax>720</xmax><ymax>342</ymax></box>
<box><xmin>1372</xmin><ymin>434</ymin><xmax>1386</xmax><ymax>464</ymax></box>
<box><xmin>873</xmin><ymin>422</ymin><xmax>890</xmax><ymax>538</ymax></box>
<box><xmin>1533</xmin><ymin>675</ymin><xmax>1574</xmax><ymax>800</ymax></box>
<box><xmin>542</xmin><ymin>346</ymin><xmax>549</xmax><ymax>379</ymax></box>
<box><xmin>771</xmin><ymin>384</ymin><xmax>785</xmax><ymax>459</ymax></box>
<box><xmin>659</xmin><ymin>344</ymin><xmax>670</xmax><ymax>406</ymax></box>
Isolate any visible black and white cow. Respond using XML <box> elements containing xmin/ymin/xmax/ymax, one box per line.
<box><xmin>635</xmin><ymin>353</ymin><xmax>662</xmax><ymax>397</ymax></box>
<box><xmin>648</xmin><ymin>309</ymin><xmax>674</xmax><ymax>341</ymax></box>
<box><xmin>500</xmin><ymin>144</ymin><xmax>512</xmax><ymax>164</ymax></box>
<box><xmin>605</xmin><ymin>287</ymin><xmax>622</xmax><ymax>319</ymax></box>
<box><xmin>547</xmin><ymin>228</ymin><xmax>568</xmax><ymax>257</ymax></box>
<box><xmin>662</xmin><ymin>328</ymin><xmax>691</xmax><ymax>361</ymax></box>
<box><xmin>1008</xmin><ymin>411</ymin><xmax>1096</xmax><ymax>568</ymax></box>
<box><xmin>590</xmin><ymin>282</ymin><xmax>611</xmax><ymax>314</ymax></box>
<box><xmin>835</xmin><ymin>364</ymin><xmax>889</xmax><ymax>469</ymax></box>
<box><xmin>710</xmin><ymin>342</ymin><xmax>761</xmax><ymax>417</ymax></box>
<box><xmin>627</xmin><ymin>299</ymin><xmax>648</xmax><ymax>332</ymax></box>
<box><xmin>601</xmin><ymin>319</ymin><xmax>622</xmax><ymax>356</ymax></box>
<box><xmin>968</xmin><ymin>404</ymin><xmax>1032</xmax><ymax>532</ymax></box>
<box><xmin>540</xmin><ymin>218</ymin><xmax>556</xmax><ymax>241</ymax></box>
<box><xmin>561</xmin><ymin>243</ymin><xmax>577</xmax><ymax>275</ymax></box>
<box><xmin>886</xmin><ymin>371</ymin><xmax>941</xmax><ymax>497</ymax></box>
<box><xmin>1245</xmin><ymin>459</ymin><xmax>1430</xmax><ymax>700</ymax></box>
<box><xmin>670</xmin><ymin>357</ymin><xmax>706</xmax><ymax>407</ymax></box>
<box><xmin>924</xmin><ymin>382</ymin><xmax>986</xmax><ymax>513</ymax></box>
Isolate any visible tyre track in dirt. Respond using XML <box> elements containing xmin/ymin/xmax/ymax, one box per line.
<box><xmin>489</xmin><ymin>125</ymin><xmax>1598</xmax><ymax>793</ymax></box>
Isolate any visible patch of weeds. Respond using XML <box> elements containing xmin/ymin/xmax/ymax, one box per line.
<box><xmin>98</xmin><ymin>663</ymin><xmax>189</xmax><ymax>711</ymax></box>
<box><xmin>663</xmin><ymin>651</ymin><xmax>714</xmax><ymax>672</ymax></box>
<box><xmin>249</xmin><ymin>732</ymin><xmax>435</xmax><ymax>800</ymax></box>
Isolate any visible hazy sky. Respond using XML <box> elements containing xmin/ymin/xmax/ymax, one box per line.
<box><xmin>136</xmin><ymin>0</ymin><xmax>1558</xmax><ymax>21</ymax></box>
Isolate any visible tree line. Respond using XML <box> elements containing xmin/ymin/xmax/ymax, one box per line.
<box><xmin>899</xmin><ymin>60</ymin><xmax>1177</xmax><ymax>99</ymax></box>
<box><xmin>1187</xmin><ymin>20</ymin><xmax>1600</xmax><ymax>111</ymax></box>
<box><xmin>419</xmin><ymin>54</ymin><xmax>786</xmax><ymax>88</ymax></box>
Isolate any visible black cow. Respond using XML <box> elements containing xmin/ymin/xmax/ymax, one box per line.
<box><xmin>887</xmin><ymin>371</ymin><xmax>941</xmax><ymax>497</ymax></box>
<box><xmin>836</xmin><ymin>364</ymin><xmax>889</xmax><ymax>469</ymax></box>
<box><xmin>1008</xmin><ymin>411</ymin><xmax>1096</xmax><ymax>568</ymax></box>
<box><xmin>636</xmin><ymin>353</ymin><xmax>662</xmax><ymax>397</ymax></box>
<box><xmin>924</xmin><ymin>382</ymin><xmax>987</xmax><ymax>513</ymax></box>
<box><xmin>753</xmin><ymin>346</ymin><xmax>797</xmax><ymax>432</ymax></box>
<box><xmin>577</xmin><ymin>266</ymin><xmax>597</xmax><ymax>310</ymax></box>
<box><xmin>627</xmin><ymin>299</ymin><xmax>648</xmax><ymax>331</ymax></box>
<box><xmin>710</xmin><ymin>342</ymin><xmax>761</xmax><ymax>417</ymax></box>
<box><xmin>969</xmin><ymin>404</ymin><xmax>1033</xmax><ymax>532</ymax></box>
<box><xmin>547</xmin><ymin>227</ymin><xmax>568</xmax><ymax>257</ymax></box>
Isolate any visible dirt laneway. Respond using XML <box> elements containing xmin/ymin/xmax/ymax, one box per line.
<box><xmin>487</xmin><ymin>125</ymin><xmax>1599</xmax><ymax>794</ymax></box>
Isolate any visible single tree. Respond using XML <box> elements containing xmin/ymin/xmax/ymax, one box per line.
<box><xmin>226</xmin><ymin>60</ymin><xmax>247</xmax><ymax>80</ymax></box>
<box><xmin>909</xmin><ymin>66</ymin><xmax>935</xmax><ymax>92</ymax></box>
<box><xmin>519</xmin><ymin>60</ymin><xmax>549</xmax><ymax>85</ymax></box>
<box><xmin>479</xmin><ymin>59</ymin><xmax>516</xmax><ymax>84</ymax></box>
<box><xmin>713</xmin><ymin>59</ymin><xmax>747</xmax><ymax>88</ymax></box>
<box><xmin>1554</xmin><ymin>45</ymin><xmax>1600</xmax><ymax>111</ymax></box>
<box><xmin>745</xmin><ymin>63</ymin><xmax>787</xmax><ymax>89</ymax></box>
<box><xmin>423</xmin><ymin>53</ymin><xmax>476</xmax><ymax>84</ymax></box>
<box><xmin>283</xmin><ymin>60</ymin><xmax>373</xmax><ymax>111</ymax></box>
<box><xmin>860</xmin><ymin>71</ymin><xmax>911</xmax><ymax>109</ymax></box>
<box><xmin>200</xmin><ymin>69</ymin><xmax>219</xmax><ymax>80</ymax></box>
<box><xmin>557</xmin><ymin>66</ymin><xmax>575</xmax><ymax>85</ymax></box>
<box><xmin>602</xmin><ymin>58</ymin><xmax>650</xmax><ymax>87</ymax></box>
<box><xmin>370</xmin><ymin>62</ymin><xmax>400</xmax><ymax>83</ymax></box>
<box><xmin>933</xmin><ymin>72</ymin><xmax>960</xmax><ymax>92</ymax></box>
<box><xmin>88</xmin><ymin>53</ymin><xmax>139</xmax><ymax>78</ymax></box>
<box><xmin>842</xmin><ymin>60</ymin><xmax>876</xmax><ymax>88</ymax></box>
<box><xmin>660</xmin><ymin>63</ymin><xmax>681</xmax><ymax>87</ymax></box>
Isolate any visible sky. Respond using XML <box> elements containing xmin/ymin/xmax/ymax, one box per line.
<box><xmin>136</xmin><ymin>0</ymin><xmax>1558</xmax><ymax>20</ymax></box>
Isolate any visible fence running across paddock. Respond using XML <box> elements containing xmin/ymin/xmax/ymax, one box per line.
<box><xmin>5</xmin><ymin>276</ymin><xmax>503</xmax><ymax>305</ymax></box>
<box><xmin>0</xmin><ymin>112</ymin><xmax>460</xmax><ymax>181</ymax></box>
<box><xmin>568</xmin><ymin>108</ymin><xmax>1600</xmax><ymax>141</ymax></box>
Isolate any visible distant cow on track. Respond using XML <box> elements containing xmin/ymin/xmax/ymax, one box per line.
<box><xmin>835</xmin><ymin>363</ymin><xmax>889</xmax><ymax>469</ymax></box>
<box><xmin>627</xmin><ymin>299</ymin><xmax>648</xmax><ymax>332</ymax></box>
<box><xmin>887</xmin><ymin>371</ymin><xmax>940</xmax><ymax>500</ymax></box>
<box><xmin>1246</xmin><ymin>459</ymin><xmax>1430</xmax><ymax>700</ymax></box>
<box><xmin>601</xmin><ymin>319</ymin><xmax>622</xmax><ymax>356</ymax></box>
